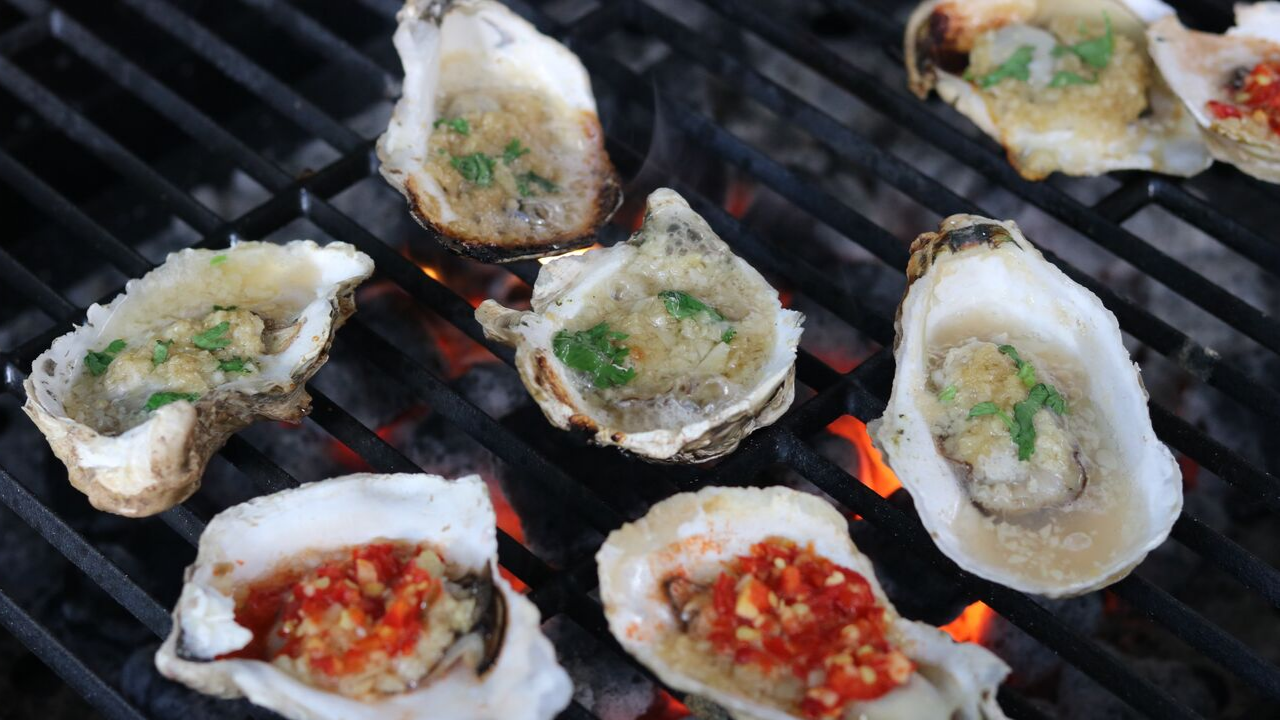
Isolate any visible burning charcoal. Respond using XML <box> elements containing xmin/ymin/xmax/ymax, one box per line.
<box><xmin>122</xmin><ymin>645</ymin><xmax>254</xmax><ymax>720</ymax></box>
<box><xmin>543</xmin><ymin>617</ymin><xmax>659</xmax><ymax>720</ymax></box>
<box><xmin>977</xmin><ymin>594</ymin><xmax>1102</xmax><ymax>688</ymax></box>
<box><xmin>452</xmin><ymin>363</ymin><xmax>531</xmax><ymax>421</ymax></box>
<box><xmin>1057</xmin><ymin>643</ymin><xmax>1219</xmax><ymax>719</ymax></box>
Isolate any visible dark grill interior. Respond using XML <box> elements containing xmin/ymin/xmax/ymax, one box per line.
<box><xmin>1</xmin><ymin>1</ymin><xmax>1278</xmax><ymax>719</ymax></box>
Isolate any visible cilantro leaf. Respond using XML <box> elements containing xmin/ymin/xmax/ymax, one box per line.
<box><xmin>212</xmin><ymin>304</ymin><xmax>238</xmax><ymax>311</ymax></box>
<box><xmin>144</xmin><ymin>391</ymin><xmax>199</xmax><ymax>412</ymax></box>
<box><xmin>218</xmin><ymin>357</ymin><xmax>252</xmax><ymax>373</ymax></box>
<box><xmin>967</xmin><ymin>45</ymin><xmax>1036</xmax><ymax>89</ymax></box>
<box><xmin>432</xmin><ymin>117</ymin><xmax>470</xmax><ymax>135</ymax></box>
<box><xmin>721</xmin><ymin>327</ymin><xmax>737</xmax><ymax>344</ymax></box>
<box><xmin>210</xmin><ymin>254</ymin><xmax>227</xmax><ymax>266</ymax></box>
<box><xmin>84</xmin><ymin>339</ymin><xmax>127</xmax><ymax>377</ymax></box>
<box><xmin>553</xmin><ymin>323</ymin><xmax>636</xmax><ymax>389</ymax></box>
<box><xmin>152</xmin><ymin>339</ymin><xmax>173</xmax><ymax>367</ymax></box>
<box><xmin>516</xmin><ymin>171</ymin><xmax>559</xmax><ymax>197</ymax></box>
<box><xmin>1044</xmin><ymin>384</ymin><xmax>1068</xmax><ymax>415</ymax></box>
<box><xmin>1054</xmin><ymin>14</ymin><xmax>1113</xmax><ymax>70</ymax></box>
<box><xmin>503</xmin><ymin>138</ymin><xmax>530</xmax><ymax>164</ymax></box>
<box><xmin>450</xmin><ymin>152</ymin><xmax>496</xmax><ymax>187</ymax></box>
<box><xmin>193</xmin><ymin>321</ymin><xmax>231</xmax><ymax>350</ymax></box>
<box><xmin>998</xmin><ymin>344</ymin><xmax>1037</xmax><ymax>388</ymax></box>
<box><xmin>659</xmin><ymin>290</ymin><xmax>726</xmax><ymax>322</ymax></box>
<box><xmin>938</xmin><ymin>384</ymin><xmax>958</xmax><ymax>404</ymax></box>
<box><xmin>969</xmin><ymin>401</ymin><xmax>1016</xmax><ymax>433</ymax></box>
<box><xmin>1050</xmin><ymin>70</ymin><xmax>1095</xmax><ymax>87</ymax></box>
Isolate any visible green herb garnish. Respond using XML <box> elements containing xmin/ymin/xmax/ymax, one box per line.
<box><xmin>516</xmin><ymin>171</ymin><xmax>559</xmax><ymax>198</ymax></box>
<box><xmin>212</xmin><ymin>304</ymin><xmax>238</xmax><ymax>311</ymax></box>
<box><xmin>1050</xmin><ymin>70</ymin><xmax>1095</xmax><ymax>87</ymax></box>
<box><xmin>84</xmin><ymin>339</ymin><xmax>127</xmax><ymax>377</ymax></box>
<box><xmin>144</xmin><ymin>391</ymin><xmax>199</xmax><ymax>412</ymax></box>
<box><xmin>218</xmin><ymin>357</ymin><xmax>252</xmax><ymax>373</ymax></box>
<box><xmin>210</xmin><ymin>255</ymin><xmax>227</xmax><ymax>266</ymax></box>
<box><xmin>1054</xmin><ymin>14</ymin><xmax>1113</xmax><ymax>70</ymax></box>
<box><xmin>432</xmin><ymin>117</ymin><xmax>470</xmax><ymax>135</ymax></box>
<box><xmin>938</xmin><ymin>384</ymin><xmax>958</xmax><ymax>404</ymax></box>
<box><xmin>969</xmin><ymin>401</ymin><xmax>1015</xmax><ymax>432</ymax></box>
<box><xmin>552</xmin><ymin>323</ymin><xmax>636</xmax><ymax>389</ymax></box>
<box><xmin>450</xmin><ymin>152</ymin><xmax>496</xmax><ymax>187</ymax></box>
<box><xmin>721</xmin><ymin>327</ymin><xmax>737</xmax><ymax>344</ymax></box>
<box><xmin>971</xmin><ymin>382</ymin><xmax>1069</xmax><ymax>461</ymax></box>
<box><xmin>659</xmin><ymin>290</ymin><xmax>726</xmax><ymax>322</ymax></box>
<box><xmin>193</xmin><ymin>321</ymin><xmax>231</xmax><ymax>350</ymax></box>
<box><xmin>966</xmin><ymin>45</ymin><xmax>1035</xmax><ymax>88</ymax></box>
<box><xmin>998</xmin><ymin>344</ymin><xmax>1037</xmax><ymax>388</ymax></box>
<box><xmin>503</xmin><ymin>138</ymin><xmax>530</xmax><ymax>164</ymax></box>
<box><xmin>152</xmin><ymin>339</ymin><xmax>173</xmax><ymax>367</ymax></box>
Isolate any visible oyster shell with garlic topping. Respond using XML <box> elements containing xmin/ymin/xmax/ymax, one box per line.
<box><xmin>870</xmin><ymin>216</ymin><xmax>1181</xmax><ymax>597</ymax></box>
<box><xmin>597</xmin><ymin>485</ymin><xmax>1010</xmax><ymax>720</ymax></box>
<box><xmin>156</xmin><ymin>473</ymin><xmax>573</xmax><ymax>720</ymax></box>
<box><xmin>475</xmin><ymin>188</ymin><xmax>803</xmax><ymax>463</ymax></box>
<box><xmin>906</xmin><ymin>0</ymin><xmax>1210</xmax><ymax>180</ymax></box>
<box><xmin>1148</xmin><ymin>3</ymin><xmax>1280</xmax><ymax>183</ymax></box>
<box><xmin>377</xmin><ymin>0</ymin><xmax>622</xmax><ymax>262</ymax></box>
<box><xmin>22</xmin><ymin>241</ymin><xmax>374</xmax><ymax>517</ymax></box>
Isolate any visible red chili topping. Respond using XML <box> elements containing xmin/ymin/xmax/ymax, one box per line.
<box><xmin>703</xmin><ymin>538</ymin><xmax>914</xmax><ymax>718</ymax></box>
<box><xmin>1207</xmin><ymin>61</ymin><xmax>1280</xmax><ymax>135</ymax></box>
<box><xmin>222</xmin><ymin>543</ymin><xmax>442</xmax><ymax>678</ymax></box>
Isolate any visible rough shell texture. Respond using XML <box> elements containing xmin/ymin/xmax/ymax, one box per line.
<box><xmin>1148</xmin><ymin>4</ymin><xmax>1280</xmax><ymax>183</ymax></box>
<box><xmin>22</xmin><ymin>241</ymin><xmax>373</xmax><ymax>518</ymax></box>
<box><xmin>905</xmin><ymin>0</ymin><xmax>1210</xmax><ymax>179</ymax></box>
<box><xmin>474</xmin><ymin>188</ymin><xmax>803</xmax><ymax>463</ymax></box>
<box><xmin>155</xmin><ymin>473</ymin><xmax>573</xmax><ymax>720</ymax></box>
<box><xmin>597</xmin><ymin>486</ymin><xmax>1010</xmax><ymax>720</ymax></box>
<box><xmin>872</xmin><ymin>215</ymin><xmax>1182</xmax><ymax>597</ymax></box>
<box><xmin>377</xmin><ymin>0</ymin><xmax>621</xmax><ymax>262</ymax></box>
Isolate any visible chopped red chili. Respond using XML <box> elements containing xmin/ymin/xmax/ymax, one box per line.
<box><xmin>701</xmin><ymin>538</ymin><xmax>914</xmax><ymax>718</ymax></box>
<box><xmin>1207</xmin><ymin>61</ymin><xmax>1280</xmax><ymax>135</ymax></box>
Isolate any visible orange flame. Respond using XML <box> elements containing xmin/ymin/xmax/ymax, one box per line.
<box><xmin>826</xmin><ymin>416</ymin><xmax>901</xmax><ymax>498</ymax></box>
<box><xmin>639</xmin><ymin>691</ymin><xmax>690</xmax><ymax>720</ymax></box>
<box><xmin>538</xmin><ymin>244</ymin><xmax>601</xmax><ymax>265</ymax></box>
<box><xmin>941</xmin><ymin>602</ymin><xmax>995</xmax><ymax>643</ymax></box>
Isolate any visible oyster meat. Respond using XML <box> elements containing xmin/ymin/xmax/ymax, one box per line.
<box><xmin>22</xmin><ymin>241</ymin><xmax>373</xmax><ymax>517</ymax></box>
<box><xmin>871</xmin><ymin>215</ymin><xmax>1182</xmax><ymax>597</ymax></box>
<box><xmin>475</xmin><ymin>188</ymin><xmax>803</xmax><ymax>463</ymax></box>
<box><xmin>1148</xmin><ymin>3</ymin><xmax>1280</xmax><ymax>183</ymax></box>
<box><xmin>597</xmin><ymin>485</ymin><xmax>1010</xmax><ymax>720</ymax></box>
<box><xmin>906</xmin><ymin>0</ymin><xmax>1210</xmax><ymax>179</ymax></box>
<box><xmin>378</xmin><ymin>0</ymin><xmax>622</xmax><ymax>262</ymax></box>
<box><xmin>156</xmin><ymin>472</ymin><xmax>572</xmax><ymax>720</ymax></box>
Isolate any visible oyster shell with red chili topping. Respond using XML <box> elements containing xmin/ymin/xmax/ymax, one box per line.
<box><xmin>596</xmin><ymin>486</ymin><xmax>1009</xmax><ymax>720</ymax></box>
<box><xmin>155</xmin><ymin>473</ymin><xmax>572</xmax><ymax>720</ymax></box>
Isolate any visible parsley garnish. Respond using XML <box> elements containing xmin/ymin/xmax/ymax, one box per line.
<box><xmin>193</xmin><ymin>322</ymin><xmax>231</xmax><ymax>350</ymax></box>
<box><xmin>84</xmin><ymin>339</ymin><xmax>127</xmax><ymax>377</ymax></box>
<box><xmin>938</xmin><ymin>384</ymin><xmax>958</xmax><ymax>404</ymax></box>
<box><xmin>212</xmin><ymin>304</ymin><xmax>238</xmax><ymax>311</ymax></box>
<box><xmin>721</xmin><ymin>327</ymin><xmax>737</xmax><ymax>344</ymax></box>
<box><xmin>503</xmin><ymin>138</ymin><xmax>530</xmax><ymax>164</ymax></box>
<box><xmin>144</xmin><ymin>391</ymin><xmax>199</xmax><ymax>412</ymax></box>
<box><xmin>1050</xmin><ymin>71</ymin><xmax>1095</xmax><ymax>88</ymax></box>
<box><xmin>432</xmin><ymin>117</ymin><xmax>470</xmax><ymax>135</ymax></box>
<box><xmin>450</xmin><ymin>153</ymin><xmax>495</xmax><ymax>187</ymax></box>
<box><xmin>218</xmin><ymin>357</ymin><xmax>252</xmax><ymax>373</ymax></box>
<box><xmin>966</xmin><ymin>45</ymin><xmax>1035</xmax><ymax>88</ymax></box>
<box><xmin>152</xmin><ymin>339</ymin><xmax>173</xmax><ymax>367</ymax></box>
<box><xmin>969</xmin><ymin>401</ymin><xmax>1015</xmax><ymax>432</ymax></box>
<box><xmin>970</xmin><ymin>383</ymin><xmax>1068</xmax><ymax>461</ymax></box>
<box><xmin>553</xmin><ymin>323</ymin><xmax>636</xmax><ymax>389</ymax></box>
<box><xmin>210</xmin><ymin>254</ymin><xmax>227</xmax><ymax>266</ymax></box>
<box><xmin>516</xmin><ymin>171</ymin><xmax>559</xmax><ymax>197</ymax></box>
<box><xmin>659</xmin><ymin>290</ymin><xmax>726</xmax><ymax>322</ymax></box>
<box><xmin>998</xmin><ymin>344</ymin><xmax>1037</xmax><ymax>388</ymax></box>
<box><xmin>1054</xmin><ymin>14</ymin><xmax>1113</xmax><ymax>70</ymax></box>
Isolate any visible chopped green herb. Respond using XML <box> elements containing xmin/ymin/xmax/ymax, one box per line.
<box><xmin>966</xmin><ymin>45</ymin><xmax>1035</xmax><ymax>88</ymax></box>
<box><xmin>210</xmin><ymin>254</ymin><xmax>228</xmax><ymax>266</ymax></box>
<box><xmin>998</xmin><ymin>344</ymin><xmax>1037</xmax><ymax>388</ymax></box>
<box><xmin>552</xmin><ymin>322</ymin><xmax>636</xmax><ymax>389</ymax></box>
<box><xmin>218</xmin><ymin>357</ymin><xmax>252</xmax><ymax>373</ymax></box>
<box><xmin>144</xmin><ymin>391</ymin><xmax>199</xmax><ymax>412</ymax></box>
<box><xmin>1054</xmin><ymin>14</ymin><xmax>1113</xmax><ymax>70</ymax></box>
<box><xmin>212</xmin><ymin>304</ymin><xmax>238</xmax><ymax>311</ymax></box>
<box><xmin>969</xmin><ymin>401</ymin><xmax>1015</xmax><ymax>433</ymax></box>
<box><xmin>971</xmin><ymin>382</ymin><xmax>1069</xmax><ymax>461</ymax></box>
<box><xmin>516</xmin><ymin>171</ymin><xmax>559</xmax><ymax>197</ymax></box>
<box><xmin>1049</xmin><ymin>70</ymin><xmax>1096</xmax><ymax>87</ymax></box>
<box><xmin>450</xmin><ymin>152</ymin><xmax>495</xmax><ymax>187</ymax></box>
<box><xmin>938</xmin><ymin>384</ymin><xmax>958</xmax><ymax>404</ymax></box>
<box><xmin>502</xmin><ymin>138</ymin><xmax>530</xmax><ymax>164</ymax></box>
<box><xmin>152</xmin><ymin>339</ymin><xmax>173</xmax><ymax>367</ymax></box>
<box><xmin>84</xmin><ymin>339</ymin><xmax>127</xmax><ymax>377</ymax></box>
<box><xmin>721</xmin><ymin>327</ymin><xmax>737</xmax><ymax>344</ymax></box>
<box><xmin>432</xmin><ymin>117</ymin><xmax>470</xmax><ymax>135</ymax></box>
<box><xmin>659</xmin><ymin>290</ymin><xmax>726</xmax><ymax>322</ymax></box>
<box><xmin>1043</xmin><ymin>384</ymin><xmax>1068</xmax><ymax>415</ymax></box>
<box><xmin>193</xmin><ymin>321</ymin><xmax>231</xmax><ymax>350</ymax></box>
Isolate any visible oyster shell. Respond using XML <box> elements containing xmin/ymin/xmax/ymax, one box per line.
<box><xmin>377</xmin><ymin>0</ymin><xmax>622</xmax><ymax>262</ymax></box>
<box><xmin>597</xmin><ymin>485</ymin><xmax>1010</xmax><ymax>720</ymax></box>
<box><xmin>906</xmin><ymin>0</ymin><xmax>1210</xmax><ymax>180</ymax></box>
<box><xmin>22</xmin><ymin>241</ymin><xmax>373</xmax><ymax>517</ymax></box>
<box><xmin>1147</xmin><ymin>3</ymin><xmax>1280</xmax><ymax>183</ymax></box>
<box><xmin>475</xmin><ymin>188</ymin><xmax>803</xmax><ymax>463</ymax></box>
<box><xmin>156</xmin><ymin>472</ymin><xmax>572</xmax><ymax>720</ymax></box>
<box><xmin>871</xmin><ymin>215</ymin><xmax>1181</xmax><ymax>597</ymax></box>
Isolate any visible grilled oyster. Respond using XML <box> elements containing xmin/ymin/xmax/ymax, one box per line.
<box><xmin>377</xmin><ymin>0</ymin><xmax>622</xmax><ymax>262</ymax></box>
<box><xmin>597</xmin><ymin>486</ymin><xmax>1010</xmax><ymax>720</ymax></box>
<box><xmin>906</xmin><ymin>0</ymin><xmax>1210</xmax><ymax>179</ymax></box>
<box><xmin>22</xmin><ymin>241</ymin><xmax>373</xmax><ymax>517</ymax></box>
<box><xmin>475</xmin><ymin>188</ymin><xmax>803</xmax><ymax>463</ymax></box>
<box><xmin>156</xmin><ymin>473</ymin><xmax>572</xmax><ymax>720</ymax></box>
<box><xmin>870</xmin><ymin>216</ymin><xmax>1181</xmax><ymax>597</ymax></box>
<box><xmin>1148</xmin><ymin>3</ymin><xmax>1280</xmax><ymax>183</ymax></box>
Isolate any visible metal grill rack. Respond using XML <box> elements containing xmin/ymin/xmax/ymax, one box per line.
<box><xmin>0</xmin><ymin>1</ymin><xmax>1277</xmax><ymax>719</ymax></box>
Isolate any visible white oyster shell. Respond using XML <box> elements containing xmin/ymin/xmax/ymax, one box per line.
<box><xmin>906</xmin><ymin>0</ymin><xmax>1210</xmax><ymax>180</ymax></box>
<box><xmin>871</xmin><ymin>215</ymin><xmax>1182</xmax><ymax>597</ymax></box>
<box><xmin>377</xmin><ymin>0</ymin><xmax>621</xmax><ymax>262</ymax></box>
<box><xmin>1148</xmin><ymin>3</ymin><xmax>1280</xmax><ymax>183</ymax></box>
<box><xmin>155</xmin><ymin>473</ymin><xmax>573</xmax><ymax>720</ymax></box>
<box><xmin>21</xmin><ymin>241</ymin><xmax>374</xmax><ymax>517</ymax></box>
<box><xmin>596</xmin><ymin>486</ymin><xmax>1010</xmax><ymax>720</ymax></box>
<box><xmin>474</xmin><ymin>188</ymin><xmax>803</xmax><ymax>463</ymax></box>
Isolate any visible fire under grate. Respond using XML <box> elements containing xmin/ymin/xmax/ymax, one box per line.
<box><xmin>0</xmin><ymin>1</ymin><xmax>1278</xmax><ymax>719</ymax></box>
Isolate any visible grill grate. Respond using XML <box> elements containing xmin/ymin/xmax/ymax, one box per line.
<box><xmin>0</xmin><ymin>1</ymin><xmax>1278</xmax><ymax>719</ymax></box>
